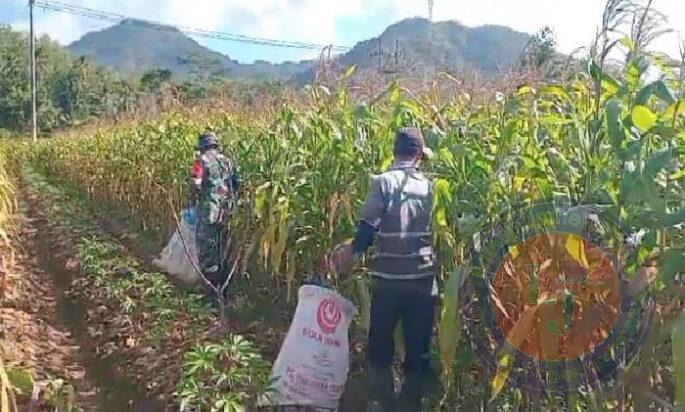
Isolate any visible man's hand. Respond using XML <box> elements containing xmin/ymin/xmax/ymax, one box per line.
<box><xmin>331</xmin><ymin>242</ymin><xmax>355</xmax><ymax>275</ymax></box>
<box><xmin>188</xmin><ymin>185</ymin><xmax>200</xmax><ymax>207</ymax></box>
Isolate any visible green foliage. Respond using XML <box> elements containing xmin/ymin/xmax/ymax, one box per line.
<box><xmin>520</xmin><ymin>26</ymin><xmax>557</xmax><ymax>68</ymax></box>
<box><xmin>0</xmin><ymin>26</ymin><xmax>140</xmax><ymax>131</ymax></box>
<box><xmin>69</xmin><ymin>19</ymin><xmax>233</xmax><ymax>78</ymax></box>
<box><xmin>77</xmin><ymin>238</ymin><xmax>215</xmax><ymax>347</ymax></box>
<box><xmin>5</xmin><ymin>369</ymin><xmax>33</xmax><ymax>398</ymax></box>
<box><xmin>43</xmin><ymin>377</ymin><xmax>81</xmax><ymax>412</ymax></box>
<box><xmin>141</xmin><ymin>69</ymin><xmax>172</xmax><ymax>92</ymax></box>
<box><xmin>176</xmin><ymin>336</ymin><xmax>273</xmax><ymax>411</ymax></box>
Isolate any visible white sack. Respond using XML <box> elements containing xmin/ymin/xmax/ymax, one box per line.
<box><xmin>267</xmin><ymin>285</ymin><xmax>357</xmax><ymax>411</ymax></box>
<box><xmin>152</xmin><ymin>210</ymin><xmax>201</xmax><ymax>285</ymax></box>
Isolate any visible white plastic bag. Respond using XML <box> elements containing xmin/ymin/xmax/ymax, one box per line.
<box><xmin>267</xmin><ymin>284</ymin><xmax>357</xmax><ymax>411</ymax></box>
<box><xmin>152</xmin><ymin>209</ymin><xmax>201</xmax><ymax>285</ymax></box>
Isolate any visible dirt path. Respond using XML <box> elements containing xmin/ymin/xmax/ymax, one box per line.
<box><xmin>1</xmin><ymin>201</ymin><xmax>99</xmax><ymax>410</ymax></box>
<box><xmin>9</xmin><ymin>178</ymin><xmax>163</xmax><ymax>411</ymax></box>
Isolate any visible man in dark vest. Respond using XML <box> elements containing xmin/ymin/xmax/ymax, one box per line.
<box><xmin>189</xmin><ymin>131</ymin><xmax>240</xmax><ymax>288</ymax></box>
<box><xmin>333</xmin><ymin>127</ymin><xmax>437</xmax><ymax>412</ymax></box>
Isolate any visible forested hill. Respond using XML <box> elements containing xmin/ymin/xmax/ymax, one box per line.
<box><xmin>67</xmin><ymin>18</ymin><xmax>532</xmax><ymax>80</ymax></box>
<box><xmin>68</xmin><ymin>19</ymin><xmax>235</xmax><ymax>76</ymax></box>
<box><xmin>336</xmin><ymin>18</ymin><xmax>531</xmax><ymax>74</ymax></box>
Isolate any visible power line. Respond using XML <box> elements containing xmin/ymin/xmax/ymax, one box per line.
<box><xmin>34</xmin><ymin>0</ymin><xmax>351</xmax><ymax>52</ymax></box>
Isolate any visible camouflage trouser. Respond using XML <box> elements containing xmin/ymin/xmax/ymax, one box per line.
<box><xmin>196</xmin><ymin>221</ymin><xmax>228</xmax><ymax>286</ymax></box>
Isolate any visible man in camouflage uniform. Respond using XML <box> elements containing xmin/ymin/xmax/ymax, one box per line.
<box><xmin>333</xmin><ymin>127</ymin><xmax>437</xmax><ymax>412</ymax></box>
<box><xmin>189</xmin><ymin>131</ymin><xmax>240</xmax><ymax>287</ymax></box>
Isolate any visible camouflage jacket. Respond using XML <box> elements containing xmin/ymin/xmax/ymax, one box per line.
<box><xmin>190</xmin><ymin>149</ymin><xmax>238</xmax><ymax>224</ymax></box>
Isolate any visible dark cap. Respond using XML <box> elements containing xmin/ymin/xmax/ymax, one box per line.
<box><xmin>198</xmin><ymin>131</ymin><xmax>219</xmax><ymax>151</ymax></box>
<box><xmin>394</xmin><ymin>127</ymin><xmax>433</xmax><ymax>159</ymax></box>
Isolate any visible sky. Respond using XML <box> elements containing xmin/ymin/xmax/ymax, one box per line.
<box><xmin>1</xmin><ymin>0</ymin><xmax>684</xmax><ymax>64</ymax></box>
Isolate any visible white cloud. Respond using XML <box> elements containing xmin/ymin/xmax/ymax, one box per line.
<box><xmin>385</xmin><ymin>0</ymin><xmax>684</xmax><ymax>57</ymax></box>
<box><xmin>7</xmin><ymin>0</ymin><xmax>684</xmax><ymax>60</ymax></box>
<box><xmin>9</xmin><ymin>0</ymin><xmax>375</xmax><ymax>60</ymax></box>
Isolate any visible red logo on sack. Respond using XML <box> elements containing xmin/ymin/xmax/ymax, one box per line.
<box><xmin>317</xmin><ymin>298</ymin><xmax>342</xmax><ymax>334</ymax></box>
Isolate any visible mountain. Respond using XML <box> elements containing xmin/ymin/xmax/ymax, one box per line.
<box><xmin>329</xmin><ymin>18</ymin><xmax>531</xmax><ymax>77</ymax></box>
<box><xmin>68</xmin><ymin>19</ymin><xmax>233</xmax><ymax>76</ymax></box>
<box><xmin>68</xmin><ymin>18</ymin><xmax>532</xmax><ymax>81</ymax></box>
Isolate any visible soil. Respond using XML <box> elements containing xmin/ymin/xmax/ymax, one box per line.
<box><xmin>1</xmin><ymin>176</ymin><xmax>167</xmax><ymax>411</ymax></box>
<box><xmin>0</xmin><ymin>195</ymin><xmax>100</xmax><ymax>409</ymax></box>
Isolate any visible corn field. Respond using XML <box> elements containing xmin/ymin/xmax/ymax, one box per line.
<box><xmin>7</xmin><ymin>27</ymin><xmax>685</xmax><ymax>409</ymax></box>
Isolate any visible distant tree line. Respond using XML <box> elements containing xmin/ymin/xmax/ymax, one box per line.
<box><xmin>0</xmin><ymin>25</ymin><xmax>287</xmax><ymax>136</ymax></box>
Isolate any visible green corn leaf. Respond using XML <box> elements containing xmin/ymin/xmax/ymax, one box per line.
<box><xmin>356</xmin><ymin>276</ymin><xmax>371</xmax><ymax>333</ymax></box>
<box><xmin>439</xmin><ymin>266</ymin><xmax>468</xmax><ymax>393</ymax></box>
<box><xmin>661</xmin><ymin>249</ymin><xmax>685</xmax><ymax>285</ymax></box>
<box><xmin>644</xmin><ymin>147</ymin><xmax>683</xmax><ymax>179</ymax></box>
<box><xmin>605</xmin><ymin>99</ymin><xmax>625</xmax><ymax>154</ymax></box>
<box><xmin>635</xmin><ymin>80</ymin><xmax>676</xmax><ymax>105</ymax></box>
<box><xmin>342</xmin><ymin>65</ymin><xmax>356</xmax><ymax>79</ymax></box>
<box><xmin>655</xmin><ymin>81</ymin><xmax>677</xmax><ymax>104</ymax></box>
<box><xmin>491</xmin><ymin>352</ymin><xmax>514</xmax><ymax>400</ymax></box>
<box><xmin>619</xmin><ymin>37</ymin><xmax>636</xmax><ymax>51</ymax></box>
<box><xmin>6</xmin><ymin>369</ymin><xmax>33</xmax><ymax>396</ymax></box>
<box><xmin>588</xmin><ymin>60</ymin><xmax>620</xmax><ymax>95</ymax></box>
<box><xmin>433</xmin><ymin>178</ymin><xmax>452</xmax><ymax>228</ymax></box>
<box><xmin>631</xmin><ymin>105</ymin><xmax>657</xmax><ymax>131</ymax></box>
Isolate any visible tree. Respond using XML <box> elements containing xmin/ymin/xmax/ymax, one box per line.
<box><xmin>0</xmin><ymin>25</ymin><xmax>148</xmax><ymax>132</ymax></box>
<box><xmin>178</xmin><ymin>53</ymin><xmax>227</xmax><ymax>101</ymax></box>
<box><xmin>520</xmin><ymin>26</ymin><xmax>557</xmax><ymax>69</ymax></box>
<box><xmin>0</xmin><ymin>26</ymin><xmax>30</xmax><ymax>130</ymax></box>
<box><xmin>140</xmin><ymin>68</ymin><xmax>172</xmax><ymax>92</ymax></box>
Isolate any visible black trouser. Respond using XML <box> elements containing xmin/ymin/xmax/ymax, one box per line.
<box><xmin>367</xmin><ymin>277</ymin><xmax>436</xmax><ymax>411</ymax></box>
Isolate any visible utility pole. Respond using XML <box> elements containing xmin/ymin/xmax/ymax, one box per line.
<box><xmin>369</xmin><ymin>39</ymin><xmax>384</xmax><ymax>90</ymax></box>
<box><xmin>393</xmin><ymin>39</ymin><xmax>400</xmax><ymax>78</ymax></box>
<box><xmin>29</xmin><ymin>0</ymin><xmax>37</xmax><ymax>142</ymax></box>
<box><xmin>369</xmin><ymin>39</ymin><xmax>384</xmax><ymax>72</ymax></box>
<box><xmin>379</xmin><ymin>39</ymin><xmax>401</xmax><ymax>79</ymax></box>
<box><xmin>428</xmin><ymin>0</ymin><xmax>435</xmax><ymax>78</ymax></box>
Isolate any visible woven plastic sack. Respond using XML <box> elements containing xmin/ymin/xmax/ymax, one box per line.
<box><xmin>266</xmin><ymin>284</ymin><xmax>356</xmax><ymax>411</ymax></box>
<box><xmin>152</xmin><ymin>208</ymin><xmax>201</xmax><ymax>285</ymax></box>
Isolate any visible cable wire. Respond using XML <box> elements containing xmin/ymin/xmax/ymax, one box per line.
<box><xmin>34</xmin><ymin>0</ymin><xmax>351</xmax><ymax>52</ymax></box>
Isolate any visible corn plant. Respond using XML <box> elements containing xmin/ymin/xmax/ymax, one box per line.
<box><xmin>12</xmin><ymin>13</ymin><xmax>685</xmax><ymax>407</ymax></box>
